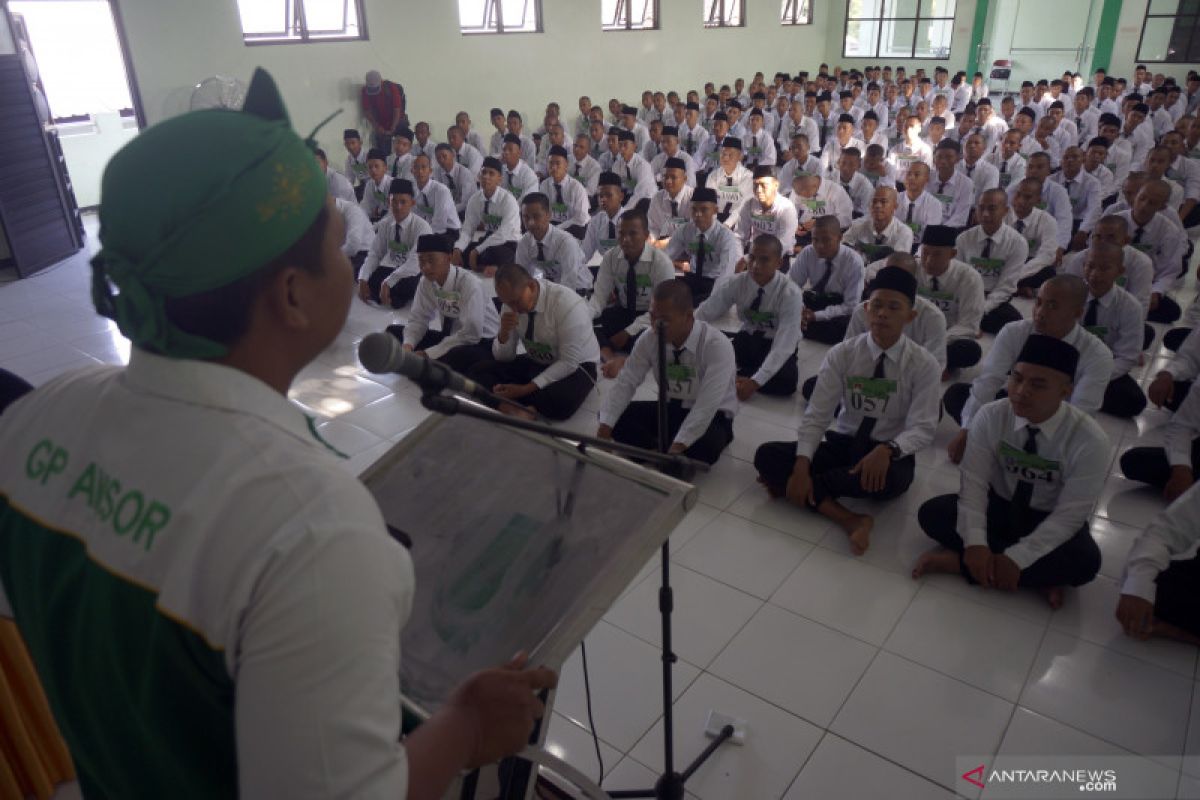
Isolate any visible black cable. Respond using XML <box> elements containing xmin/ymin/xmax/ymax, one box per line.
<box><xmin>579</xmin><ymin>640</ymin><xmax>606</xmax><ymax>787</ymax></box>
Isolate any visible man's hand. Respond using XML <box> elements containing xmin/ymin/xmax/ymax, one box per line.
<box><xmin>734</xmin><ymin>256</ymin><xmax>748</xmax><ymax>273</ymax></box>
<box><xmin>403</xmin><ymin>343</ymin><xmax>416</xmax><ymax>352</ymax></box>
<box><xmin>735</xmin><ymin>376</ymin><xmax>760</xmax><ymax>401</ymax></box>
<box><xmin>445</xmin><ymin>652</ymin><xmax>558</xmax><ymax>768</ymax></box>
<box><xmin>1150</xmin><ymin>292</ymin><xmax>1162</xmax><ymax>311</ymax></box>
<box><xmin>379</xmin><ymin>282</ymin><xmax>392</xmax><ymax>307</ymax></box>
<box><xmin>1164</xmin><ymin>465</ymin><xmax>1195</xmax><ymax>503</ymax></box>
<box><xmin>596</xmin><ymin>424</ymin><xmax>614</xmax><ymax>440</ymax></box>
<box><xmin>610</xmin><ymin>331</ymin><xmax>630</xmax><ymax>351</ymax></box>
<box><xmin>601</xmin><ymin>355</ymin><xmax>627</xmax><ymax>379</ymax></box>
<box><xmin>674</xmin><ymin>259</ymin><xmax>692</xmax><ymax>274</ymax></box>
<box><xmin>963</xmin><ymin>545</ymin><xmax>993</xmax><ymax>587</ymax></box>
<box><xmin>801</xmin><ymin>307</ymin><xmax>815</xmax><ymax>331</ymax></box>
<box><xmin>493</xmin><ymin>383</ymin><xmax>536</xmax><ymax>399</ymax></box>
<box><xmin>498</xmin><ymin>311</ymin><xmax>519</xmax><ymax>343</ymax></box>
<box><xmin>1148</xmin><ymin>371</ymin><xmax>1175</xmax><ymax>408</ymax></box>
<box><xmin>992</xmin><ymin>553</ymin><xmax>1021</xmax><ymax>591</ymax></box>
<box><xmin>785</xmin><ymin>457</ymin><xmax>814</xmax><ymax>508</ymax></box>
<box><xmin>947</xmin><ymin>429</ymin><xmax>968</xmax><ymax>464</ymax></box>
<box><xmin>1115</xmin><ymin>594</ymin><xmax>1156</xmax><ymax>640</ymax></box>
<box><xmin>450</xmin><ymin>248</ymin><xmax>464</xmax><ymax>266</ymax></box>
<box><xmin>668</xmin><ymin>442</ymin><xmax>688</xmax><ymax>455</ymax></box>
<box><xmin>851</xmin><ymin>445</ymin><xmax>892</xmax><ymax>492</ymax></box>
<box><xmin>357</xmin><ymin>280</ymin><xmax>371</xmax><ymax>303</ymax></box>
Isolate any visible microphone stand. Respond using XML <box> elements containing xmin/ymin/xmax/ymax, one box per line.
<box><xmin>608</xmin><ymin>320</ymin><xmax>733</xmax><ymax>800</ymax></box>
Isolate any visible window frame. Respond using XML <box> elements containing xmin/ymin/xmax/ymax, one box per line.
<box><xmin>1135</xmin><ymin>0</ymin><xmax>1200</xmax><ymax>63</ymax></box>
<box><xmin>238</xmin><ymin>0</ymin><xmax>369</xmax><ymax>46</ymax></box>
<box><xmin>704</xmin><ymin>0</ymin><xmax>745</xmax><ymax>28</ymax></box>
<box><xmin>602</xmin><ymin>0</ymin><xmax>659</xmax><ymax>31</ymax></box>
<box><xmin>780</xmin><ymin>0</ymin><xmax>813</xmax><ymax>25</ymax></box>
<box><xmin>458</xmin><ymin>0</ymin><xmax>544</xmax><ymax>35</ymax></box>
<box><xmin>841</xmin><ymin>0</ymin><xmax>955</xmax><ymax>59</ymax></box>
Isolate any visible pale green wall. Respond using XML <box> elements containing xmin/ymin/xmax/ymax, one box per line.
<box><xmin>1108</xmin><ymin>0</ymin><xmax>1198</xmax><ymax>83</ymax></box>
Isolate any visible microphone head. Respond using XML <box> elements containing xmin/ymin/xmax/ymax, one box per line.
<box><xmin>358</xmin><ymin>331</ymin><xmax>400</xmax><ymax>374</ymax></box>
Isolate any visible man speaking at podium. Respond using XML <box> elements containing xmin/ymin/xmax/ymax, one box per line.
<box><xmin>0</xmin><ymin>69</ymin><xmax>554</xmax><ymax>799</ymax></box>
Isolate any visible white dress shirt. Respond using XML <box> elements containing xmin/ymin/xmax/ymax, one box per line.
<box><xmin>738</xmin><ymin>195</ymin><xmax>799</xmax><ymax>255</ymax></box>
<box><xmin>404</xmin><ymin>265</ymin><xmax>500</xmax><ymax>359</ymax></box>
<box><xmin>887</xmin><ymin>140</ymin><xmax>934</xmax><ymax>184</ymax></box>
<box><xmin>666</xmin><ymin>220</ymin><xmax>742</xmax><ymax>293</ymax></box>
<box><xmin>326</xmin><ymin>168</ymin><xmax>356</xmax><ymax>203</ymax></box>
<box><xmin>335</xmin><ymin>198</ymin><xmax>375</xmax><ymax>256</ymax></box>
<box><xmin>455</xmin><ymin>185</ymin><xmax>521</xmax><ymax>252</ymax></box>
<box><xmin>539</xmin><ymin>176</ymin><xmax>590</xmax><ymax>229</ymax></box>
<box><xmin>847</xmin><ymin>294</ymin><xmax>947</xmax><ymax>370</ymax></box>
<box><xmin>1084</xmin><ymin>162</ymin><xmax>1117</xmax><ymax>202</ymax></box>
<box><xmin>705</xmin><ymin>163</ymin><xmax>755</xmax><ymax>231</ymax></box>
<box><xmin>648</xmin><ymin>186</ymin><xmax>694</xmax><ymax>242</ymax></box>
<box><xmin>344</xmin><ymin>149</ymin><xmax>368</xmax><ymax>185</ymax></box>
<box><xmin>820</xmin><ymin>136</ymin><xmax>868</xmax><ymax>177</ymax></box>
<box><xmin>451</xmin><ymin>142</ymin><xmax>484</xmax><ymax>175</ymax></box>
<box><xmin>742</xmin><ymin>129</ymin><xmax>778</xmax><ymax>166</ymax></box>
<box><xmin>695</xmin><ymin>270</ymin><xmax>804</xmax><ymax>385</ymax></box>
<box><xmin>1121</xmin><ymin>481</ymin><xmax>1200</xmax><ymax>603</ymax></box>
<box><xmin>926</xmin><ymin>170</ymin><xmax>975</xmax><ymax>228</ymax></box>
<box><xmin>1083</xmin><ymin>285</ymin><xmax>1145</xmax><ymax>378</ymax></box>
<box><xmin>794</xmin><ymin>178</ymin><xmax>855</xmax><ymax>229</ymax></box>
<box><xmin>1005</xmin><ymin>208</ymin><xmax>1059</xmax><ymax>278</ymax></box>
<box><xmin>359</xmin><ymin>212</ymin><xmax>433</xmax><ymax>285</ymax></box>
<box><xmin>500</xmin><ymin>160</ymin><xmax>540</xmax><ymax>202</ymax></box>
<box><xmin>959</xmin><ymin>399</ymin><xmax>1109</xmax><ymax>569</ymax></box>
<box><xmin>1163</xmin><ymin>386</ymin><xmax>1200</xmax><ymax>469</ymax></box>
<box><xmin>842</xmin><ymin>215</ymin><xmax>914</xmax><ymax>262</ymax></box>
<box><xmin>778</xmin><ymin>155</ymin><xmax>824</xmax><ymax>195</ymax></box>
<box><xmin>957</xmin><ymin>158</ymin><xmax>1001</xmax><ymax>203</ymax></box>
<box><xmin>581</xmin><ymin>209</ymin><xmax>623</xmax><ymax>262</ymax></box>
<box><xmin>600</xmin><ymin>321</ymin><xmax>738</xmax><ymax>449</ymax></box>
<box><xmin>775</xmin><ymin>116</ymin><xmax>819</xmax><ymax>155</ymax></box>
<box><xmin>411</xmin><ymin>177</ymin><xmax>460</xmax><ymax>235</ymax></box>
<box><xmin>961</xmin><ymin>320</ymin><xmax>1115</xmax><ymax>427</ymax></box>
<box><xmin>797</xmin><ymin>332</ymin><xmax>941</xmax><ymax>458</ymax></box>
<box><xmin>678</xmin><ymin>123</ymin><xmax>711</xmax><ymax>160</ymax></box>
<box><xmin>833</xmin><ymin>171</ymin><xmax>875</xmax><ymax>218</ymax></box>
<box><xmin>1050</xmin><ymin>169</ymin><xmax>1102</xmax><ymax>234</ymax></box>
<box><xmin>515</xmin><ymin>226</ymin><xmax>592</xmax><ymax>292</ymax></box>
<box><xmin>650</xmin><ymin>150</ymin><xmax>699</xmax><ymax>187</ymax></box>
<box><xmin>434</xmin><ymin>163</ymin><xmax>479</xmax><ymax>215</ymax></box>
<box><xmin>492</xmin><ymin>279</ymin><xmax>601</xmax><ymax>388</ymax></box>
<box><xmin>588</xmin><ymin>243</ymin><xmax>676</xmax><ymax>337</ymax></box>
<box><xmin>1168</xmin><ymin>155</ymin><xmax>1200</xmax><ymax>203</ymax></box>
<box><xmin>385</xmin><ymin>153</ymin><xmax>413</xmax><ymax>182</ymax></box>
<box><xmin>789</xmin><ymin>244</ymin><xmax>866</xmax><ymax>321</ymax></box>
<box><xmin>1061</xmin><ymin>244</ymin><xmax>1153</xmax><ymax>313</ymax></box>
<box><xmin>1115</xmin><ymin>210</ymin><xmax>1190</xmax><ymax>295</ymax></box>
<box><xmin>984</xmin><ymin>151</ymin><xmax>1027</xmax><ymax>191</ymax></box>
<box><xmin>955</xmin><ymin>224</ymin><xmax>1030</xmax><ymax>313</ymax></box>
<box><xmin>358</xmin><ymin>175</ymin><xmax>393</xmax><ymax>220</ymax></box>
<box><xmin>614</xmin><ymin>153</ymin><xmax>657</xmax><ymax>214</ymax></box>
<box><xmin>567</xmin><ymin>155</ymin><xmax>602</xmax><ymax>196</ymax></box>
<box><xmin>915</xmin><ymin>259</ymin><xmax>986</xmax><ymax>338</ymax></box>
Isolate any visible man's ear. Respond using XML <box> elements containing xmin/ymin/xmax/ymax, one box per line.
<box><xmin>266</xmin><ymin>266</ymin><xmax>311</xmax><ymax>330</ymax></box>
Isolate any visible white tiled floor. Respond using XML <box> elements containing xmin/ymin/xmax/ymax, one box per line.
<box><xmin>3</xmin><ymin>214</ymin><xmax>1199</xmax><ymax>799</ymax></box>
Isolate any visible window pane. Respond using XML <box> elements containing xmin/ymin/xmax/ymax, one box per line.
<box><xmin>725</xmin><ymin>0</ymin><xmax>743</xmax><ymax>24</ymax></box>
<box><xmin>1169</xmin><ymin>16</ymin><xmax>1196</xmax><ymax>61</ymax></box>
<box><xmin>844</xmin><ymin>18</ymin><xmax>879</xmax><ymax>56</ymax></box>
<box><xmin>914</xmin><ymin>17</ymin><xmax>952</xmax><ymax>57</ymax></box>
<box><xmin>848</xmin><ymin>0</ymin><xmax>883</xmax><ymax>19</ymax></box>
<box><xmin>458</xmin><ymin>0</ymin><xmax>491</xmax><ymax>31</ymax></box>
<box><xmin>237</xmin><ymin>0</ymin><xmax>293</xmax><ymax>37</ymax></box>
<box><xmin>304</xmin><ymin>0</ymin><xmax>360</xmax><ymax>37</ymax></box>
<box><xmin>880</xmin><ymin>18</ymin><xmax>915</xmax><ymax>56</ymax></box>
<box><xmin>883</xmin><ymin>0</ymin><xmax>918</xmax><ymax>18</ymax></box>
<box><xmin>499</xmin><ymin>0</ymin><xmax>537</xmax><ymax>31</ymax></box>
<box><xmin>919</xmin><ymin>0</ymin><xmax>956</xmax><ymax>16</ymax></box>
<box><xmin>602</xmin><ymin>0</ymin><xmax>624</xmax><ymax>27</ymax></box>
<box><xmin>1138</xmin><ymin>15</ymin><xmax>1175</xmax><ymax>60</ymax></box>
<box><xmin>780</xmin><ymin>0</ymin><xmax>811</xmax><ymax>23</ymax></box>
<box><xmin>1148</xmin><ymin>0</ymin><xmax>1179</xmax><ymax>12</ymax></box>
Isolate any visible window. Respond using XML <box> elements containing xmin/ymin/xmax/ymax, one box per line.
<box><xmin>780</xmin><ymin>0</ymin><xmax>812</xmax><ymax>25</ymax></box>
<box><xmin>704</xmin><ymin>0</ymin><xmax>744</xmax><ymax>28</ymax></box>
<box><xmin>1137</xmin><ymin>0</ymin><xmax>1200</xmax><ymax>62</ymax></box>
<box><xmin>843</xmin><ymin>0</ymin><xmax>955</xmax><ymax>59</ymax></box>
<box><xmin>236</xmin><ymin>0</ymin><xmax>366</xmax><ymax>44</ymax></box>
<box><xmin>603</xmin><ymin>0</ymin><xmax>658</xmax><ymax>30</ymax></box>
<box><xmin>458</xmin><ymin>0</ymin><xmax>542</xmax><ymax>34</ymax></box>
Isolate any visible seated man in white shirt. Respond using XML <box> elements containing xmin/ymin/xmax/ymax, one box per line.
<box><xmin>333</xmin><ymin>196</ymin><xmax>374</xmax><ymax>275</ymax></box>
<box><xmin>737</xmin><ymin>165</ymin><xmax>798</xmax><ymax>268</ymax></box>
<box><xmin>499</xmin><ymin>134</ymin><xmax>539</xmax><ymax>202</ymax></box>
<box><xmin>1117</xmin><ymin>483</ymin><xmax>1200</xmax><ymax>646</ymax></box>
<box><xmin>792</xmin><ymin>172</ymin><xmax>855</xmax><ymax>251</ymax></box>
<box><xmin>1009</xmin><ymin>178</ymin><xmax>1062</xmax><ymax>296</ymax></box>
<box><xmin>539</xmin><ymin>145</ymin><xmax>590</xmax><ymax>239</ymax></box>
<box><xmin>589</xmin><ymin>209</ymin><xmax>675</xmax><ymax>369</ymax></box>
<box><xmin>777</xmin><ymin>134</ymin><xmax>823</xmax><ymax>194</ymax></box>
<box><xmin>1080</xmin><ymin>242</ymin><xmax>1148</xmax><ymax>418</ymax></box>
<box><xmin>791</xmin><ymin>216</ymin><xmax>866</xmax><ymax>344</ymax></box>
<box><xmin>433</xmin><ymin>144</ymin><xmax>478</xmax><ymax>220</ymax></box>
<box><xmin>958</xmin><ymin>134</ymin><xmax>1000</xmax><ymax>204</ymax></box>
<box><xmin>648</xmin><ymin>158</ymin><xmax>693</xmax><ymax>246</ymax></box>
<box><xmin>1119</xmin><ymin>179</ymin><xmax>1188</xmax><ymax>325</ymax></box>
<box><xmin>819</xmin><ymin>114</ymin><xmax>866</xmax><ymax>178</ymax></box>
<box><xmin>650</xmin><ymin>127</ymin><xmax>698</xmax><ymax>188</ymax></box>
<box><xmin>452</xmin><ymin>157</ymin><xmax>521</xmax><ymax>273</ymax></box>
<box><xmin>833</xmin><ymin>148</ymin><xmax>875</xmax><ymax>219</ymax></box>
<box><xmin>570</xmin><ymin>134</ymin><xmax>602</xmax><ymax>206</ymax></box>
<box><xmin>356</xmin><ymin>179</ymin><xmax>432</xmax><ymax>308</ymax></box>
<box><xmin>410</xmin><ymin>154</ymin><xmax>460</xmax><ymax>240</ymax></box>
<box><xmin>929</xmin><ymin>139</ymin><xmax>976</xmax><ymax>229</ymax></box>
<box><xmin>704</xmin><ymin>137</ymin><xmax>754</xmax><ymax>229</ymax></box>
<box><xmin>697</xmin><ymin>234</ymin><xmax>804</xmax><ymax>399</ymax></box>
<box><xmin>842</xmin><ymin>186</ymin><xmax>914</xmax><ymax>263</ymax></box>
<box><xmin>515</xmin><ymin>193</ymin><xmax>592</xmax><ymax>294</ymax></box>
<box><xmin>385</xmin><ymin>234</ymin><xmax>499</xmax><ymax>374</ymax></box>
<box><xmin>316</xmin><ymin>148</ymin><xmax>355</xmax><ymax>203</ymax></box>
<box><xmin>895</xmin><ymin>162</ymin><xmax>944</xmax><ymax>252</ymax></box>
<box><xmin>915</xmin><ymin>335</ymin><xmax>1106</xmax><ymax>609</ymax></box>
<box><xmin>581</xmin><ymin>172</ymin><xmax>625</xmax><ymax>263</ymax></box>
<box><xmin>958</xmin><ymin>188</ymin><xmax>1029</xmax><ymax>334</ymax></box>
<box><xmin>666</xmin><ymin>187</ymin><xmax>741</xmax><ymax>305</ymax></box>
<box><xmin>754</xmin><ymin>267</ymin><xmax>940</xmax><ymax>555</ymax></box>
<box><xmin>985</xmin><ymin>130</ymin><xmax>1028</xmax><ymax>192</ymax></box>
<box><xmin>1122</xmin><ymin>363</ymin><xmax>1200</xmax><ymax>500</ymax></box>
<box><xmin>917</xmin><ymin>224</ymin><xmax>985</xmax><ymax>372</ymax></box>
<box><xmin>465</xmin><ymin>264</ymin><xmax>600</xmax><ymax>421</ymax></box>
<box><xmin>598</xmin><ymin>280</ymin><xmax>736</xmax><ymax>465</ymax></box>
<box><xmin>358</xmin><ymin>148</ymin><xmax>393</xmax><ymax>223</ymax></box>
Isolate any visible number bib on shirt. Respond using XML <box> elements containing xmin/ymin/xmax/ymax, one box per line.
<box><xmin>999</xmin><ymin>441</ymin><xmax>1060</xmax><ymax>484</ymax></box>
<box><xmin>745</xmin><ymin>309</ymin><xmax>777</xmax><ymax>334</ymax></box>
<box><xmin>846</xmin><ymin>376</ymin><xmax>896</xmax><ymax>415</ymax></box>
<box><xmin>970</xmin><ymin>256</ymin><xmax>1004</xmax><ymax>281</ymax></box>
<box><xmin>1131</xmin><ymin>242</ymin><xmax>1153</xmax><ymax>255</ymax></box>
<box><xmin>750</xmin><ymin>212</ymin><xmax>781</xmax><ymax>236</ymax></box>
<box><xmin>481</xmin><ymin>212</ymin><xmax>502</xmax><ymax>232</ymax></box>
<box><xmin>551</xmin><ymin>201</ymin><xmax>569</xmax><ymax>220</ymax></box>
<box><xmin>665</xmin><ymin>363</ymin><xmax>698</xmax><ymax>402</ymax></box>
<box><xmin>522</xmin><ymin>337</ymin><xmax>555</xmax><ymax>363</ymax></box>
<box><xmin>434</xmin><ymin>287</ymin><xmax>462</xmax><ymax>318</ymax></box>
<box><xmin>916</xmin><ymin>285</ymin><xmax>958</xmax><ymax>316</ymax></box>
<box><xmin>998</xmin><ymin>171</ymin><xmax>1014</xmax><ymax>189</ymax></box>
<box><xmin>1034</xmin><ymin>200</ymin><xmax>1047</xmax><ymax>210</ymax></box>
<box><xmin>634</xmin><ymin>272</ymin><xmax>653</xmax><ymax>290</ymax></box>
<box><xmin>799</xmin><ymin>198</ymin><xmax>826</xmax><ymax>216</ymax></box>
<box><xmin>1085</xmin><ymin>324</ymin><xmax>1110</xmax><ymax>340</ymax></box>
<box><xmin>856</xmin><ymin>242</ymin><xmax>894</xmax><ymax>261</ymax></box>
<box><xmin>417</xmin><ymin>203</ymin><xmax>434</xmax><ymax>218</ymax></box>
<box><xmin>387</xmin><ymin>239</ymin><xmax>411</xmax><ymax>262</ymax></box>
<box><xmin>538</xmin><ymin>259</ymin><xmax>562</xmax><ymax>282</ymax></box>
<box><xmin>716</xmin><ymin>183</ymin><xmax>741</xmax><ymax>202</ymax></box>
<box><xmin>374</xmin><ymin>188</ymin><xmax>387</xmax><ymax>204</ymax></box>
<box><xmin>352</xmin><ymin>162</ymin><xmax>368</xmax><ymax>180</ymax></box>
<box><xmin>933</xmin><ymin>192</ymin><xmax>954</xmax><ymax>210</ymax></box>
<box><xmin>687</xmin><ymin>239</ymin><xmax>715</xmax><ymax>257</ymax></box>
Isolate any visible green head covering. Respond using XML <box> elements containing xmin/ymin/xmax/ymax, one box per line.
<box><xmin>92</xmin><ymin>68</ymin><xmax>331</xmax><ymax>359</ymax></box>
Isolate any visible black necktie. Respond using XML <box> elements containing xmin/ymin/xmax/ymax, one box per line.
<box><xmin>1132</xmin><ymin>226</ymin><xmax>1145</xmax><ymax>244</ymax></box>
<box><xmin>555</xmin><ymin>183</ymin><xmax>564</xmax><ymax>205</ymax></box>
<box><xmin>1084</xmin><ymin>297</ymin><xmax>1099</xmax><ymax>327</ymax></box>
<box><xmin>1014</xmin><ymin>219</ymin><xmax>1025</xmax><ymax>233</ymax></box>
<box><xmin>813</xmin><ymin>258</ymin><xmax>833</xmax><ymax>294</ymax></box>
<box><xmin>938</xmin><ymin>181</ymin><xmax>946</xmax><ymax>194</ymax></box>
<box><xmin>670</xmin><ymin>199</ymin><xmax>679</xmax><ymax>217</ymax></box>
<box><xmin>393</xmin><ymin>222</ymin><xmax>401</xmax><ymax>249</ymax></box>
<box><xmin>1000</xmin><ymin>159</ymin><xmax>1007</xmax><ymax>174</ymax></box>
<box><xmin>420</xmin><ymin>191</ymin><xmax>427</xmax><ymax>209</ymax></box>
<box><xmin>607</xmin><ymin>219</ymin><xmax>616</xmax><ymax>240</ymax></box>
<box><xmin>625</xmin><ymin>257</ymin><xmax>640</xmax><ymax>313</ymax></box>
<box><xmin>906</xmin><ymin>203</ymin><xmax>915</xmax><ymax>223</ymax></box>
<box><xmin>981</xmin><ymin>237</ymin><xmax>993</xmax><ymax>259</ymax></box>
<box><xmin>687</xmin><ymin>132</ymin><xmax>694</xmax><ymax>152</ymax></box>
<box><xmin>852</xmin><ymin>353</ymin><xmax>888</xmax><ymax>448</ymax></box>
<box><xmin>446</xmin><ymin>174</ymin><xmax>457</xmax><ymax>195</ymax></box>
<box><xmin>749</xmin><ymin>286</ymin><xmax>765</xmax><ymax>311</ymax></box>
<box><xmin>574</xmin><ymin>163</ymin><xmax>581</xmax><ymax>177</ymax></box>
<box><xmin>483</xmin><ymin>198</ymin><xmax>491</xmax><ymax>217</ymax></box>
<box><xmin>695</xmin><ymin>231</ymin><xmax>708</xmax><ymax>277</ymax></box>
<box><xmin>875</xmin><ymin>233</ymin><xmax>885</xmax><ymax>245</ymax></box>
<box><xmin>508</xmin><ymin>171</ymin><xmax>514</xmax><ymax>188</ymax></box>
<box><xmin>525</xmin><ymin>310</ymin><xmax>537</xmax><ymax>341</ymax></box>
<box><xmin>537</xmin><ymin>241</ymin><xmax>546</xmax><ymax>262</ymax></box>
<box><xmin>966</xmin><ymin>164</ymin><xmax>975</xmax><ymax>176</ymax></box>
<box><xmin>1009</xmin><ymin>426</ymin><xmax>1040</xmax><ymax>527</ymax></box>
<box><xmin>930</xmin><ymin>275</ymin><xmax>940</xmax><ymax>291</ymax></box>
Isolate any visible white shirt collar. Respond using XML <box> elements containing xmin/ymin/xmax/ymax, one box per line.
<box><xmin>1013</xmin><ymin>400</ymin><xmax>1068</xmax><ymax>440</ymax></box>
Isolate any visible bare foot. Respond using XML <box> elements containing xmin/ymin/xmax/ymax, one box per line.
<box><xmin>1040</xmin><ymin>586</ymin><xmax>1065</xmax><ymax>610</ymax></box>
<box><xmin>912</xmin><ymin>548</ymin><xmax>960</xmax><ymax>579</ymax></box>
<box><xmin>1151</xmin><ymin>619</ymin><xmax>1200</xmax><ymax>646</ymax></box>
<box><xmin>601</xmin><ymin>356</ymin><xmax>627</xmax><ymax>379</ymax></box>
<box><xmin>841</xmin><ymin>513</ymin><xmax>873</xmax><ymax>556</ymax></box>
<box><xmin>498</xmin><ymin>403</ymin><xmax>537</xmax><ymax>421</ymax></box>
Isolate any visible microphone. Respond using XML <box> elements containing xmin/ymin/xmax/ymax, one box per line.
<box><xmin>358</xmin><ymin>332</ymin><xmax>492</xmax><ymax>403</ymax></box>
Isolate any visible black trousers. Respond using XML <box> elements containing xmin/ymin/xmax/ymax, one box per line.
<box><xmin>917</xmin><ymin>491</ymin><xmax>1101</xmax><ymax>588</ymax></box>
<box><xmin>680</xmin><ymin>273</ymin><xmax>715</xmax><ymax>306</ymax></box>
<box><xmin>558</xmin><ymin>223</ymin><xmax>587</xmax><ymax>240</ymax></box>
<box><xmin>465</xmin><ymin>357</ymin><xmax>596</xmax><ymax>421</ymax></box>
<box><xmin>612</xmin><ymin>401</ymin><xmax>734</xmax><ymax>465</ymax></box>
<box><xmin>942</xmin><ymin>382</ymin><xmax>975</xmax><ymax>426</ymax></box>
<box><xmin>1153</xmin><ymin>555</ymin><xmax>1200</xmax><ymax>637</ymax></box>
<box><xmin>1120</xmin><ymin>438</ymin><xmax>1200</xmax><ymax>489</ymax></box>
<box><xmin>367</xmin><ymin>268</ymin><xmax>419</xmax><ymax>308</ymax></box>
<box><xmin>946</xmin><ymin>338</ymin><xmax>982</xmax><ymax>370</ymax></box>
<box><xmin>1015</xmin><ymin>266</ymin><xmax>1057</xmax><ymax>292</ymax></box>
<box><xmin>729</xmin><ymin>331</ymin><xmax>798</xmax><ymax>396</ymax></box>
<box><xmin>382</xmin><ymin>327</ymin><xmax>494</xmax><ymax>374</ymax></box>
<box><xmin>1164</xmin><ymin>327</ymin><xmax>1191</xmax><ymax>352</ymax></box>
<box><xmin>594</xmin><ymin>306</ymin><xmax>641</xmax><ymax>351</ymax></box>
<box><xmin>803</xmin><ymin>314</ymin><xmax>851</xmax><ymax>345</ymax></box>
<box><xmin>1144</xmin><ymin>324</ymin><xmax>1156</xmax><ymax>351</ymax></box>
<box><xmin>1101</xmin><ymin>373</ymin><xmax>1148</xmax><ymax>418</ymax></box>
<box><xmin>0</xmin><ymin>369</ymin><xmax>33</xmax><ymax>415</ymax></box>
<box><xmin>1148</xmin><ymin>295</ymin><xmax>1182</xmax><ymax>325</ymax></box>
<box><xmin>980</xmin><ymin>301</ymin><xmax>1023</xmax><ymax>335</ymax></box>
<box><xmin>754</xmin><ymin>431</ymin><xmax>916</xmax><ymax>506</ymax></box>
<box><xmin>463</xmin><ymin>240</ymin><xmax>518</xmax><ymax>269</ymax></box>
